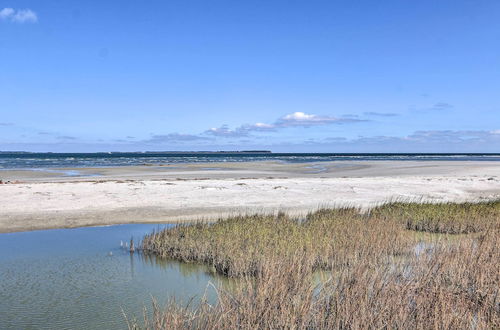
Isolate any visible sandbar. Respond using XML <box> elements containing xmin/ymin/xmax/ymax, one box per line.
<box><xmin>1</xmin><ymin>161</ymin><xmax>499</xmax><ymax>233</ymax></box>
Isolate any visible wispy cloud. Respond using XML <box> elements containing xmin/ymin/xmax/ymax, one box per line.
<box><xmin>0</xmin><ymin>122</ymin><xmax>14</xmax><ymax>126</ymax></box>
<box><xmin>145</xmin><ymin>133</ymin><xmax>212</xmax><ymax>144</ymax></box>
<box><xmin>323</xmin><ymin>137</ymin><xmax>348</xmax><ymax>142</ymax></box>
<box><xmin>0</xmin><ymin>8</ymin><xmax>14</xmax><ymax>19</ymax></box>
<box><xmin>413</xmin><ymin>102</ymin><xmax>454</xmax><ymax>112</ymax></box>
<box><xmin>131</xmin><ymin>111</ymin><xmax>369</xmax><ymax>146</ymax></box>
<box><xmin>285</xmin><ymin>129</ymin><xmax>500</xmax><ymax>152</ymax></box>
<box><xmin>364</xmin><ymin>112</ymin><xmax>399</xmax><ymax>117</ymax></box>
<box><xmin>204</xmin><ymin>112</ymin><xmax>366</xmax><ymax>139</ymax></box>
<box><xmin>405</xmin><ymin>130</ymin><xmax>499</xmax><ymax>143</ymax></box>
<box><xmin>56</xmin><ymin>135</ymin><xmax>78</xmax><ymax>141</ymax></box>
<box><xmin>205</xmin><ymin>125</ymin><xmax>249</xmax><ymax>138</ymax></box>
<box><xmin>275</xmin><ymin>112</ymin><xmax>364</xmax><ymax>127</ymax></box>
<box><xmin>5</xmin><ymin>129</ymin><xmax>499</xmax><ymax>152</ymax></box>
<box><xmin>204</xmin><ymin>121</ymin><xmax>279</xmax><ymax>138</ymax></box>
<box><xmin>0</xmin><ymin>8</ymin><xmax>38</xmax><ymax>23</ymax></box>
<box><xmin>325</xmin><ymin>130</ymin><xmax>500</xmax><ymax>146</ymax></box>
<box><xmin>241</xmin><ymin>122</ymin><xmax>277</xmax><ymax>132</ymax></box>
<box><xmin>432</xmin><ymin>102</ymin><xmax>453</xmax><ymax>110</ymax></box>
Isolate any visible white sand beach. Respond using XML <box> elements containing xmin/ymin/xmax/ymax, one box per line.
<box><xmin>1</xmin><ymin>161</ymin><xmax>500</xmax><ymax>233</ymax></box>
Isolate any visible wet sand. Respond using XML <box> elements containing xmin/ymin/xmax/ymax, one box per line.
<box><xmin>1</xmin><ymin>161</ymin><xmax>500</xmax><ymax>233</ymax></box>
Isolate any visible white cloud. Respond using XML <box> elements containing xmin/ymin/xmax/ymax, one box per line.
<box><xmin>0</xmin><ymin>8</ymin><xmax>14</xmax><ymax>19</ymax></box>
<box><xmin>204</xmin><ymin>112</ymin><xmax>367</xmax><ymax>139</ymax></box>
<box><xmin>13</xmin><ymin>9</ymin><xmax>37</xmax><ymax>23</ymax></box>
<box><xmin>239</xmin><ymin>122</ymin><xmax>277</xmax><ymax>132</ymax></box>
<box><xmin>205</xmin><ymin>125</ymin><xmax>249</xmax><ymax>137</ymax></box>
<box><xmin>0</xmin><ymin>8</ymin><xmax>37</xmax><ymax>23</ymax></box>
<box><xmin>490</xmin><ymin>130</ymin><xmax>500</xmax><ymax>135</ymax></box>
<box><xmin>277</xmin><ymin>112</ymin><xmax>365</xmax><ymax>127</ymax></box>
<box><xmin>283</xmin><ymin>112</ymin><xmax>318</xmax><ymax>121</ymax></box>
<box><xmin>253</xmin><ymin>122</ymin><xmax>275</xmax><ymax>129</ymax></box>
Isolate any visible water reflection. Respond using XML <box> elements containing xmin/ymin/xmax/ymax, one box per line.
<box><xmin>0</xmin><ymin>224</ymin><xmax>225</xmax><ymax>330</ymax></box>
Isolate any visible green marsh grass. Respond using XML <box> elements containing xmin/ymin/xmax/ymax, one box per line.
<box><xmin>132</xmin><ymin>201</ymin><xmax>500</xmax><ymax>329</ymax></box>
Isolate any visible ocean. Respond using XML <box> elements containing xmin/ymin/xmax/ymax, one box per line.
<box><xmin>1</xmin><ymin>152</ymin><xmax>500</xmax><ymax>169</ymax></box>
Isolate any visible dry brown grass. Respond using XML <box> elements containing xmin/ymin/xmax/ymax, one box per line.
<box><xmin>130</xmin><ymin>201</ymin><xmax>500</xmax><ymax>329</ymax></box>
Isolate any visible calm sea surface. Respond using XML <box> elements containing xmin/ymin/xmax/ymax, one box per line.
<box><xmin>1</xmin><ymin>152</ymin><xmax>500</xmax><ymax>169</ymax></box>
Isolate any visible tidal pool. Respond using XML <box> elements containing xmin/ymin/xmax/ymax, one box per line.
<box><xmin>0</xmin><ymin>224</ymin><xmax>225</xmax><ymax>330</ymax></box>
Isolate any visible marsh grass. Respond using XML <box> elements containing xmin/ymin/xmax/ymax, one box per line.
<box><xmin>132</xmin><ymin>201</ymin><xmax>500</xmax><ymax>329</ymax></box>
<box><xmin>372</xmin><ymin>200</ymin><xmax>500</xmax><ymax>234</ymax></box>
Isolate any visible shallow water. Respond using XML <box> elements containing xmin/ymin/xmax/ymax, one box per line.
<box><xmin>0</xmin><ymin>224</ymin><xmax>226</xmax><ymax>330</ymax></box>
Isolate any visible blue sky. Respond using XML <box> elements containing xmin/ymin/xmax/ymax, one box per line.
<box><xmin>1</xmin><ymin>0</ymin><xmax>499</xmax><ymax>152</ymax></box>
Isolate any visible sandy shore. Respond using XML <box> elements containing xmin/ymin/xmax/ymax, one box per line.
<box><xmin>1</xmin><ymin>161</ymin><xmax>500</xmax><ymax>233</ymax></box>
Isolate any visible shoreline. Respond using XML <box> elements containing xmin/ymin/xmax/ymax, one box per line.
<box><xmin>1</xmin><ymin>160</ymin><xmax>500</xmax><ymax>233</ymax></box>
<box><xmin>2</xmin><ymin>159</ymin><xmax>500</xmax><ymax>181</ymax></box>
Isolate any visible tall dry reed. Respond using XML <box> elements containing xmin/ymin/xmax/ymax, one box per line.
<box><xmin>131</xmin><ymin>201</ymin><xmax>500</xmax><ymax>329</ymax></box>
